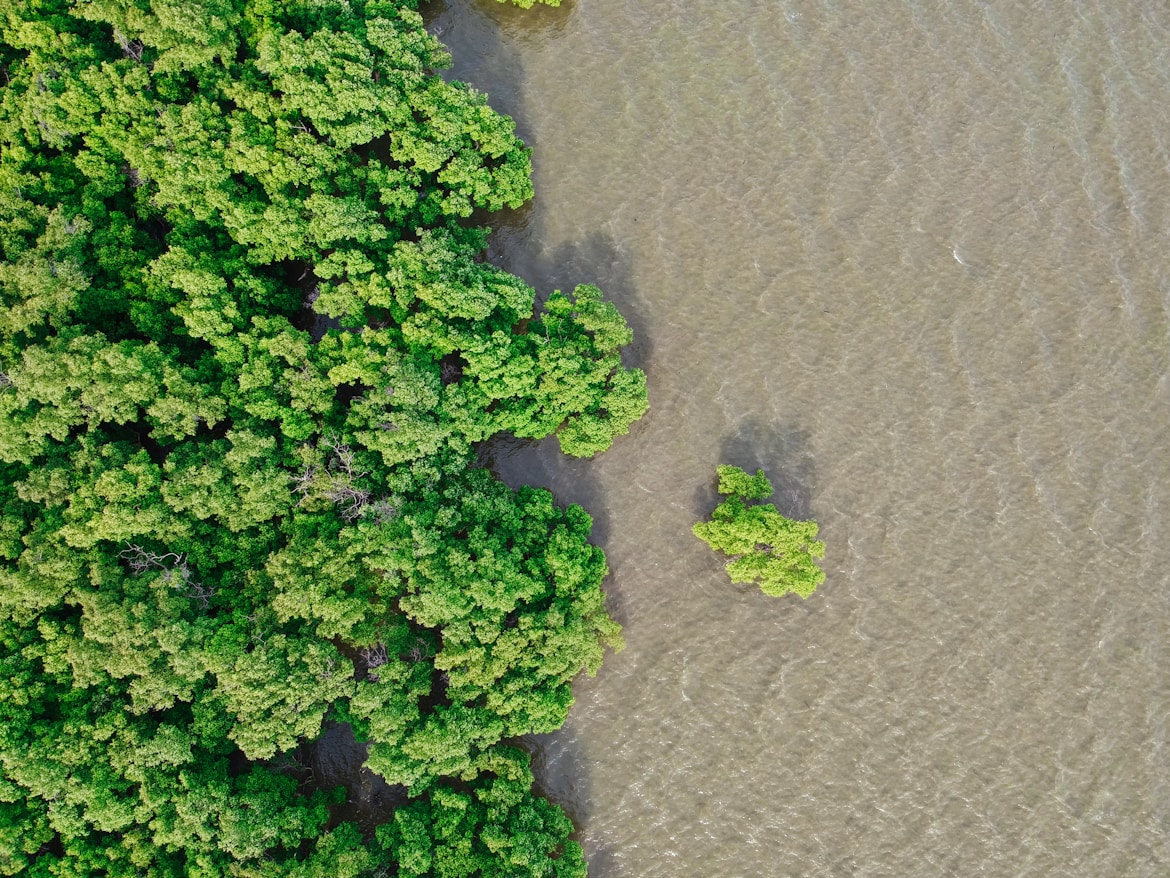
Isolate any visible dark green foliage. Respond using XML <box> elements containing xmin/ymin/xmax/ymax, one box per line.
<box><xmin>693</xmin><ymin>465</ymin><xmax>826</xmax><ymax>598</ymax></box>
<box><xmin>0</xmin><ymin>1</ymin><xmax>645</xmax><ymax>875</ymax></box>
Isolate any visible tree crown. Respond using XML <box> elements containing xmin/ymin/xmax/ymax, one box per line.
<box><xmin>693</xmin><ymin>465</ymin><xmax>825</xmax><ymax>598</ymax></box>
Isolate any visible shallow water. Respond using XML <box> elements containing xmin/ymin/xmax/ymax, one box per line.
<box><xmin>426</xmin><ymin>1</ymin><xmax>1170</xmax><ymax>874</ymax></box>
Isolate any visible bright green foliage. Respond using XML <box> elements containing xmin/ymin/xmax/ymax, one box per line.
<box><xmin>381</xmin><ymin>747</ymin><xmax>586</xmax><ymax>878</ymax></box>
<box><xmin>352</xmin><ymin>470</ymin><xmax>623</xmax><ymax>791</ymax></box>
<box><xmin>0</xmin><ymin>613</ymin><xmax>355</xmax><ymax>878</ymax></box>
<box><xmin>693</xmin><ymin>465</ymin><xmax>826</xmax><ymax>598</ymax></box>
<box><xmin>0</xmin><ymin>0</ymin><xmax>642</xmax><ymax>875</ymax></box>
<box><xmin>202</xmin><ymin>632</ymin><xmax>355</xmax><ymax>760</ymax></box>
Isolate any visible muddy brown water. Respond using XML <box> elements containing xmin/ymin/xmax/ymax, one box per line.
<box><xmin>347</xmin><ymin>2</ymin><xmax>1170</xmax><ymax>874</ymax></box>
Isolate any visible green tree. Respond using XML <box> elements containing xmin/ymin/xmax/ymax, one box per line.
<box><xmin>0</xmin><ymin>1</ymin><xmax>644</xmax><ymax>874</ymax></box>
<box><xmin>381</xmin><ymin>747</ymin><xmax>586</xmax><ymax>878</ymax></box>
<box><xmin>693</xmin><ymin>465</ymin><xmax>826</xmax><ymax>598</ymax></box>
<box><xmin>343</xmin><ymin>467</ymin><xmax>623</xmax><ymax>791</ymax></box>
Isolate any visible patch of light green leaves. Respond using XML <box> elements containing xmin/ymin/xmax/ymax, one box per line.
<box><xmin>693</xmin><ymin>465</ymin><xmax>826</xmax><ymax>598</ymax></box>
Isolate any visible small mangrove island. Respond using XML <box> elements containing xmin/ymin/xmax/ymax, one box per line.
<box><xmin>694</xmin><ymin>465</ymin><xmax>826</xmax><ymax>598</ymax></box>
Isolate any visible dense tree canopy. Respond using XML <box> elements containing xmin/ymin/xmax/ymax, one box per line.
<box><xmin>0</xmin><ymin>1</ymin><xmax>645</xmax><ymax>875</ymax></box>
<box><xmin>693</xmin><ymin>465</ymin><xmax>825</xmax><ymax>598</ymax></box>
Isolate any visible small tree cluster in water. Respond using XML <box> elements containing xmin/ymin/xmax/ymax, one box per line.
<box><xmin>694</xmin><ymin>466</ymin><xmax>826</xmax><ymax>598</ymax></box>
<box><xmin>0</xmin><ymin>1</ymin><xmax>645</xmax><ymax>876</ymax></box>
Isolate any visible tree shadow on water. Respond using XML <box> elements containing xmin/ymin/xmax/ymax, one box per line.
<box><xmin>469</xmin><ymin>0</ymin><xmax>578</xmax><ymax>37</ymax></box>
<box><xmin>415</xmin><ymin>7</ymin><xmax>641</xmax><ymax>873</ymax></box>
<box><xmin>421</xmin><ymin>0</ymin><xmax>528</xmax><ymax>132</ymax></box>
<box><xmin>477</xmin><ymin>230</ymin><xmax>652</xmax><ymax>557</ymax></box>
<box><xmin>472</xmin><ymin>235</ymin><xmax>650</xmax><ymax>878</ymax></box>
<box><xmin>695</xmin><ymin>418</ymin><xmax>816</xmax><ymax>522</ymax></box>
<box><xmin>421</xmin><ymin>0</ymin><xmax>572</xmax><ymax>142</ymax></box>
<box><xmin>522</xmin><ymin>725</ymin><xmax>619</xmax><ymax>878</ymax></box>
<box><xmin>542</xmin><ymin>232</ymin><xmax>654</xmax><ymax>375</ymax></box>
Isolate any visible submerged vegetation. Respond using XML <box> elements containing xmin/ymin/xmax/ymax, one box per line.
<box><xmin>693</xmin><ymin>465</ymin><xmax>825</xmax><ymax>598</ymax></box>
<box><xmin>498</xmin><ymin>0</ymin><xmax>563</xmax><ymax>8</ymax></box>
<box><xmin>0</xmin><ymin>1</ymin><xmax>646</xmax><ymax>875</ymax></box>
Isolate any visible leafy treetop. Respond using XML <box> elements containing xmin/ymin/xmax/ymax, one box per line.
<box><xmin>0</xmin><ymin>1</ymin><xmax>642</xmax><ymax>876</ymax></box>
<box><xmin>692</xmin><ymin>465</ymin><xmax>826</xmax><ymax>598</ymax></box>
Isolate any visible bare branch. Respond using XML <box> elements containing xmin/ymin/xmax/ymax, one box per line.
<box><xmin>323</xmin><ymin>433</ymin><xmax>366</xmax><ymax>480</ymax></box>
<box><xmin>182</xmin><ymin>581</ymin><xmax>215</xmax><ymax>610</ymax></box>
<box><xmin>405</xmin><ymin>637</ymin><xmax>433</xmax><ymax>664</ymax></box>
<box><xmin>326</xmin><ymin>482</ymin><xmax>372</xmax><ymax>520</ymax></box>
<box><xmin>290</xmin><ymin>465</ymin><xmax>318</xmax><ymax>496</ymax></box>
<box><xmin>113</xmin><ymin>30</ymin><xmax>144</xmax><ymax>61</ymax></box>
<box><xmin>360</xmin><ymin>642</ymin><xmax>389</xmax><ymax>681</ymax></box>
<box><xmin>119</xmin><ymin>544</ymin><xmax>213</xmax><ymax>608</ymax></box>
<box><xmin>119</xmin><ymin>544</ymin><xmax>184</xmax><ymax>574</ymax></box>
